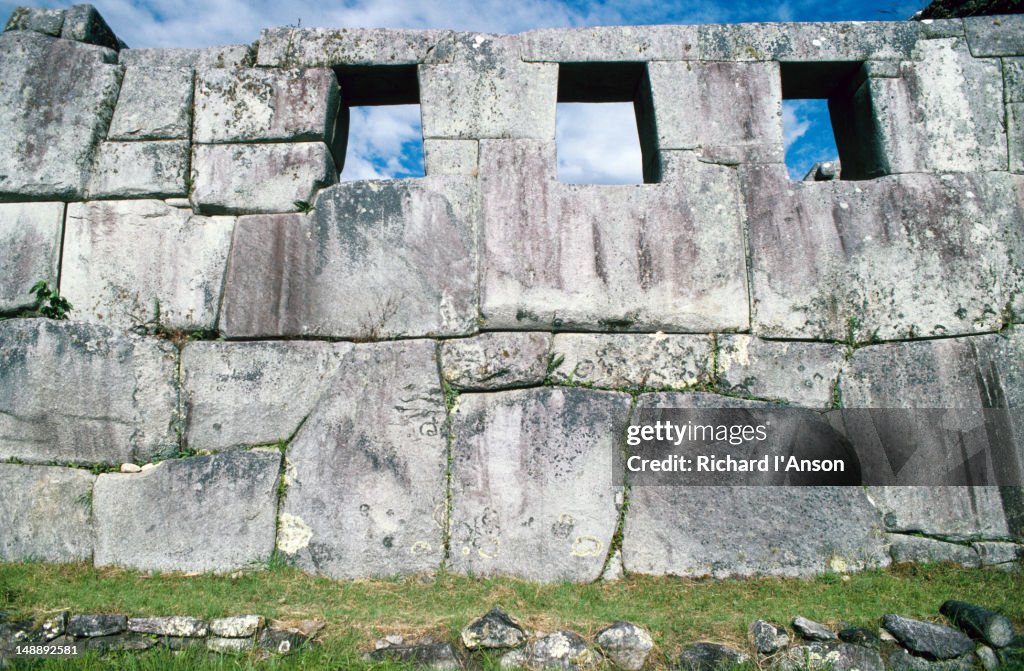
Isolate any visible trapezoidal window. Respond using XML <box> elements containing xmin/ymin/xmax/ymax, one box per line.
<box><xmin>335</xmin><ymin>65</ymin><xmax>425</xmax><ymax>180</ymax></box>
<box><xmin>780</xmin><ymin>61</ymin><xmax>884</xmax><ymax>181</ymax></box>
<box><xmin>556</xmin><ymin>62</ymin><xmax>657</xmax><ymax>185</ymax></box>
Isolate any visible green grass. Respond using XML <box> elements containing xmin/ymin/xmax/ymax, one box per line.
<box><xmin>1</xmin><ymin>562</ymin><xmax>1021</xmax><ymax>669</ymax></box>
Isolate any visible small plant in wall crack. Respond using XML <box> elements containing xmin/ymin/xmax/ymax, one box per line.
<box><xmin>28</xmin><ymin>281</ymin><xmax>72</xmax><ymax>320</ymax></box>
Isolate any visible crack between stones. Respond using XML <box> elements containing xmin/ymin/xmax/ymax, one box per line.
<box><xmin>434</xmin><ymin>341</ymin><xmax>455</xmax><ymax>571</ymax></box>
<box><xmin>597</xmin><ymin>393</ymin><xmax>637</xmax><ymax>582</ymax></box>
<box><xmin>886</xmin><ymin>529</ymin><xmax>1024</xmax><ymax>545</ymax></box>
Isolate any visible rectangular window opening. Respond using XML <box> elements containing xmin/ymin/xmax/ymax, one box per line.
<box><xmin>556</xmin><ymin>62</ymin><xmax>655</xmax><ymax>185</ymax></box>
<box><xmin>780</xmin><ymin>61</ymin><xmax>883</xmax><ymax>181</ymax></box>
<box><xmin>335</xmin><ymin>65</ymin><xmax>425</xmax><ymax>181</ymax></box>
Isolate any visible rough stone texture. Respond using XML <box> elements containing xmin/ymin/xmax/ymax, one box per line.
<box><xmin>716</xmin><ymin>336</ymin><xmax>844</xmax><ymax>407</ymax></box>
<box><xmin>440</xmin><ymin>333</ymin><xmax>551</xmax><ymax>391</ymax></box>
<box><xmin>107</xmin><ymin>66</ymin><xmax>193</xmax><ymax>140</ymax></box>
<box><xmin>520</xmin><ymin>25</ymin><xmax>699</xmax><ymax>61</ymax></box>
<box><xmin>450</xmin><ymin>387</ymin><xmax>630</xmax><ymax>582</ymax></box>
<box><xmin>4</xmin><ymin>7</ymin><xmax>65</xmax><ymax>36</ymax></box>
<box><xmin>423</xmin><ymin>139</ymin><xmax>478</xmax><ymax>176</ymax></box>
<box><xmin>420</xmin><ymin>36</ymin><xmax>556</xmax><ymax>140</ymax></box>
<box><xmin>745</xmin><ymin>168</ymin><xmax>1024</xmax><ymax>340</ymax></box>
<box><xmin>258</xmin><ymin>627</ymin><xmax>312</xmax><ymax>655</ymax></box>
<box><xmin>793</xmin><ymin>616</ymin><xmax>837</xmax><ymax>641</ymax></box>
<box><xmin>778</xmin><ymin>642</ymin><xmax>885</xmax><ymax>671</ymax></box>
<box><xmin>0</xmin><ymin>319</ymin><xmax>179</xmax><ymax>464</ymax></box>
<box><xmin>547</xmin><ymin>334</ymin><xmax>713</xmax><ymax>390</ymax></box>
<box><xmin>973</xmin><ymin>542</ymin><xmax>1023</xmax><ymax>566</ymax></box>
<box><xmin>594</xmin><ymin>621</ymin><xmax>654</xmax><ymax>671</ymax></box>
<box><xmin>839</xmin><ymin>627</ymin><xmax>881</xmax><ymax>649</ymax></box>
<box><xmin>209</xmin><ymin>615</ymin><xmax>263</xmax><ymax>638</ymax></box>
<box><xmin>697</xmin><ymin>21</ymin><xmax>919</xmax><ymax>61</ymax></box>
<box><xmin>1009</xmin><ymin>103</ymin><xmax>1024</xmax><ymax>174</ymax></box>
<box><xmin>220</xmin><ymin>178</ymin><xmax>478</xmax><ymax>338</ymax></box>
<box><xmin>68</xmin><ymin>615</ymin><xmax>127</xmax><ymax>638</ymax></box>
<box><xmin>1005</xmin><ymin>58</ymin><xmax>1024</xmax><ymax>103</ymax></box>
<box><xmin>256</xmin><ymin>27</ymin><xmax>450</xmax><ymax>67</ymax></box>
<box><xmin>939</xmin><ymin>600</ymin><xmax>1014</xmax><ymax>648</ymax></box>
<box><xmin>119</xmin><ymin>45</ymin><xmax>252</xmax><ymax>68</ymax></box>
<box><xmin>87</xmin><ymin>141</ymin><xmax>189</xmax><ymax>198</ymax></box>
<box><xmin>60</xmin><ymin>4</ymin><xmax>120</xmax><ymax>50</ymax></box>
<box><xmin>480</xmin><ymin>142</ymin><xmax>748</xmax><ymax>332</ymax></box>
<box><xmin>277</xmin><ymin>341</ymin><xmax>447</xmax><ymax>578</ymax></box>
<box><xmin>501</xmin><ymin>631</ymin><xmax>597</xmax><ymax>670</ymax></box>
<box><xmin>62</xmin><ymin>200</ymin><xmax>234</xmax><ymax>331</ymax></box>
<box><xmin>868</xmin><ymin>488</ymin><xmax>1009</xmax><ymax>540</ymax></box>
<box><xmin>0</xmin><ymin>202</ymin><xmax>63</xmax><ymax>313</ymax></box>
<box><xmin>128</xmin><ymin>617</ymin><xmax>208</xmax><ymax>638</ymax></box>
<box><xmin>964</xmin><ymin>14</ymin><xmax>1024</xmax><ymax>56</ymax></box>
<box><xmin>883</xmin><ymin>615</ymin><xmax>974</xmax><ymax>661</ymax></box>
<box><xmin>190</xmin><ymin>142</ymin><xmax>336</xmax><ymax>215</ymax></box>
<box><xmin>461</xmin><ymin>607</ymin><xmax>526</xmax><ymax>650</ymax></box>
<box><xmin>207</xmin><ymin>636</ymin><xmax>253</xmax><ymax>653</ymax></box>
<box><xmin>0</xmin><ymin>31</ymin><xmax>121</xmax><ymax>200</ymax></box>
<box><xmin>750</xmin><ymin>620</ymin><xmax>789</xmax><ymax>654</ymax></box>
<box><xmin>888</xmin><ymin>535</ymin><xmax>980</xmax><ymax>567</ymax></box>
<box><xmin>368</xmin><ymin>642</ymin><xmax>462</xmax><ymax>669</ymax></box>
<box><xmin>94</xmin><ymin>450</ymin><xmax>281</xmax><ymax>572</ymax></box>
<box><xmin>181</xmin><ymin>341</ymin><xmax>351</xmax><ymax>450</ymax></box>
<box><xmin>0</xmin><ymin>464</ymin><xmax>94</xmax><ymax>562</ymax></box>
<box><xmin>677</xmin><ymin>642</ymin><xmax>749</xmax><ymax>671</ymax></box>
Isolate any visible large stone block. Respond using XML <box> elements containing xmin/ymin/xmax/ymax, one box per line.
<box><xmin>480</xmin><ymin>141</ymin><xmax>749</xmax><ymax>331</ymax></box>
<box><xmin>1010</xmin><ymin>103</ymin><xmax>1024</xmax><ymax>174</ymax></box>
<box><xmin>716</xmin><ymin>336</ymin><xmax>845</xmax><ymax>408</ymax></box>
<box><xmin>181</xmin><ymin>340</ymin><xmax>351</xmax><ymax>450</ymax></box>
<box><xmin>450</xmin><ymin>387</ymin><xmax>630</xmax><ymax>582</ymax></box>
<box><xmin>0</xmin><ymin>319</ymin><xmax>179</xmax><ymax>465</ymax></box>
<box><xmin>4</xmin><ymin>7</ymin><xmax>65</xmax><ymax>36</ymax></box>
<box><xmin>697</xmin><ymin>21</ymin><xmax>919</xmax><ymax>61</ymax></box>
<box><xmin>94</xmin><ymin>450</ymin><xmax>281</xmax><ymax>572</ymax></box>
<box><xmin>0</xmin><ymin>463</ymin><xmax>94</xmax><ymax>562</ymax></box>
<box><xmin>0</xmin><ymin>31</ymin><xmax>121</xmax><ymax>200</ymax></box>
<box><xmin>420</xmin><ymin>36</ymin><xmax>557</xmax><ymax>140</ymax></box>
<box><xmin>118</xmin><ymin>45</ymin><xmax>252</xmax><ymax>68</ymax></box>
<box><xmin>867</xmin><ymin>487</ymin><xmax>1009</xmax><ymax>539</ymax></box>
<box><xmin>220</xmin><ymin>178</ymin><xmax>477</xmax><ymax>338</ymax></box>
<box><xmin>423</xmin><ymin>139</ymin><xmax>478</xmax><ymax>176</ymax></box>
<box><xmin>62</xmin><ymin>200</ymin><xmax>234</xmax><ymax>330</ymax></box>
<box><xmin>439</xmin><ymin>332</ymin><xmax>551</xmax><ymax>391</ymax></box>
<box><xmin>87</xmin><ymin>141</ymin><xmax>189</xmax><ymax>199</ymax></box>
<box><xmin>277</xmin><ymin>340</ymin><xmax>447</xmax><ymax>578</ymax></box>
<box><xmin>745</xmin><ymin>167</ymin><xmax>1024</xmax><ymax>340</ymax></box>
<box><xmin>519</xmin><ymin>25</ymin><xmax>699</xmax><ymax>61</ymax></box>
<box><xmin>547</xmin><ymin>334</ymin><xmax>713</xmax><ymax>390</ymax></box>
<box><xmin>964</xmin><ymin>15</ymin><xmax>1024</xmax><ymax>57</ymax></box>
<box><xmin>60</xmin><ymin>4</ymin><xmax>120</xmax><ymax>51</ymax></box>
<box><xmin>256</xmin><ymin>27</ymin><xmax>450</xmax><ymax>67</ymax></box>
<box><xmin>190</xmin><ymin>142</ymin><xmax>336</xmax><ymax>214</ymax></box>
<box><xmin>107</xmin><ymin>66</ymin><xmax>193</xmax><ymax>140</ymax></box>
<box><xmin>0</xmin><ymin>202</ymin><xmax>63</xmax><ymax>313</ymax></box>
<box><xmin>1005</xmin><ymin>58</ymin><xmax>1024</xmax><ymax>103</ymax></box>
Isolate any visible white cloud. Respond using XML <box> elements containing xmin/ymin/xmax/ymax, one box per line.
<box><xmin>340</xmin><ymin>105</ymin><xmax>423</xmax><ymax>181</ymax></box>
<box><xmin>556</xmin><ymin>103</ymin><xmax>643</xmax><ymax>184</ymax></box>
<box><xmin>782</xmin><ymin>100</ymin><xmax>812</xmax><ymax>146</ymax></box>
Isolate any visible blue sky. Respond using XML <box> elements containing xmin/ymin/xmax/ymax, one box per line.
<box><xmin>2</xmin><ymin>0</ymin><xmax>930</xmax><ymax>181</ymax></box>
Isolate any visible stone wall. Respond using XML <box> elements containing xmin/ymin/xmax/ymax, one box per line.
<box><xmin>0</xmin><ymin>4</ymin><xmax>1022</xmax><ymax>582</ymax></box>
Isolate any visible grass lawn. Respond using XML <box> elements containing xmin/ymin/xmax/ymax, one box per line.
<box><xmin>1</xmin><ymin>561</ymin><xmax>1021</xmax><ymax>669</ymax></box>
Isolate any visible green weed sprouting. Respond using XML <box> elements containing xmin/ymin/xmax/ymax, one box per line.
<box><xmin>29</xmin><ymin>281</ymin><xmax>72</xmax><ymax>320</ymax></box>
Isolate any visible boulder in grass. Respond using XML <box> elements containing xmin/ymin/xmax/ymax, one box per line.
<box><xmin>461</xmin><ymin>608</ymin><xmax>526</xmax><ymax>650</ymax></box>
<box><xmin>751</xmin><ymin>620</ymin><xmax>790</xmax><ymax>654</ymax></box>
<box><xmin>938</xmin><ymin>600</ymin><xmax>1014</xmax><ymax>648</ymax></box>
<box><xmin>678</xmin><ymin>642</ymin><xmax>750</xmax><ymax>671</ymax></box>
<box><xmin>595</xmin><ymin>621</ymin><xmax>655</xmax><ymax>671</ymax></box>
<box><xmin>793</xmin><ymin>616</ymin><xmax>837</xmax><ymax>641</ymax></box>
<box><xmin>882</xmin><ymin>615</ymin><xmax>973</xmax><ymax>660</ymax></box>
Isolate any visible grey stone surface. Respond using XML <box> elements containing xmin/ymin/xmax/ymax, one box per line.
<box><xmin>594</xmin><ymin>621</ymin><xmax>653</xmax><ymax>671</ymax></box>
<box><xmin>79</xmin><ymin>632</ymin><xmax>156</xmax><ymax>652</ymax></box>
<box><xmin>220</xmin><ymin>178</ymin><xmax>477</xmax><ymax>338</ymax></box>
<box><xmin>450</xmin><ymin>387</ymin><xmax>630</xmax><ymax>582</ymax></box>
<box><xmin>423</xmin><ymin>139</ymin><xmax>478</xmax><ymax>176</ymax></box>
<box><xmin>0</xmin><ymin>202</ymin><xmax>63</xmax><ymax>313</ymax></box>
<box><xmin>440</xmin><ymin>332</ymin><xmax>551</xmax><ymax>391</ymax></box>
<box><xmin>209</xmin><ymin>615</ymin><xmax>262</xmax><ymax>638</ymax></box>
<box><xmin>882</xmin><ymin>615</ymin><xmax>973</xmax><ymax>661</ymax></box>
<box><xmin>697</xmin><ymin>20</ymin><xmax>919</xmax><ymax>61</ymax></box>
<box><xmin>68</xmin><ymin>614</ymin><xmax>127</xmax><ymax>638</ymax></box>
<box><xmin>60</xmin><ymin>4</ymin><xmax>120</xmax><ymax>50</ymax></box>
<box><xmin>793</xmin><ymin>616</ymin><xmax>836</xmax><ymax>641</ymax></box>
<box><xmin>778</xmin><ymin>641</ymin><xmax>884</xmax><ymax>671</ymax></box>
<box><xmin>256</xmin><ymin>27</ymin><xmax>449</xmax><ymax>67</ymax></box>
<box><xmin>0</xmin><ymin>319</ymin><xmax>179</xmax><ymax>464</ymax></box>
<box><xmin>420</xmin><ymin>36</ymin><xmax>557</xmax><ymax>140</ymax></box>
<box><xmin>257</xmin><ymin>627</ymin><xmax>311</xmax><ymax>655</ymax></box>
<box><xmin>181</xmin><ymin>341</ymin><xmax>351</xmax><ymax>450</ymax></box>
<box><xmin>520</xmin><ymin>25</ymin><xmax>699</xmax><ymax>61</ymax></box>
<box><xmin>964</xmin><ymin>15</ymin><xmax>1024</xmax><ymax>57</ymax></box>
<box><xmin>744</xmin><ymin>168</ymin><xmax>1024</xmax><ymax>340</ymax></box>
<box><xmin>0</xmin><ymin>31</ymin><xmax>121</xmax><ymax>200</ymax></box>
<box><xmin>107</xmin><ymin>66</ymin><xmax>193</xmax><ymax>140</ymax></box>
<box><xmin>119</xmin><ymin>45</ymin><xmax>252</xmax><ymax>68</ymax></box>
<box><xmin>0</xmin><ymin>464</ymin><xmax>94</xmax><ymax>562</ymax></box>
<box><xmin>1005</xmin><ymin>58</ymin><xmax>1024</xmax><ymax>103</ymax></box>
<box><xmin>716</xmin><ymin>336</ymin><xmax>844</xmax><ymax>407</ymax></box>
<box><xmin>501</xmin><ymin>631</ymin><xmax>597</xmax><ymax>670</ymax></box>
<box><xmin>677</xmin><ymin>642</ymin><xmax>749</xmax><ymax>671</ymax></box>
<box><xmin>207</xmin><ymin>636</ymin><xmax>253</xmax><ymax>653</ymax></box>
<box><xmin>128</xmin><ymin>617</ymin><xmax>208</xmax><ymax>637</ymax></box>
<box><xmin>480</xmin><ymin>141</ymin><xmax>749</xmax><ymax>332</ymax></box>
<box><xmin>94</xmin><ymin>450</ymin><xmax>281</xmax><ymax>572</ymax></box>
<box><xmin>839</xmin><ymin>627</ymin><xmax>881</xmax><ymax>649</ymax></box>
<box><xmin>368</xmin><ymin>641</ymin><xmax>461</xmax><ymax>669</ymax></box>
<box><xmin>547</xmin><ymin>333</ymin><xmax>713</xmax><ymax>390</ymax></box>
<box><xmin>87</xmin><ymin>141</ymin><xmax>189</xmax><ymax>198</ymax></box>
<box><xmin>940</xmin><ymin>600</ymin><xmax>1014</xmax><ymax>648</ymax></box>
<box><xmin>750</xmin><ymin>620</ymin><xmax>789</xmax><ymax>653</ymax></box>
<box><xmin>868</xmin><ymin>487</ymin><xmax>1009</xmax><ymax>540</ymax></box>
<box><xmin>888</xmin><ymin>535</ymin><xmax>979</xmax><ymax>567</ymax></box>
<box><xmin>190</xmin><ymin>142</ymin><xmax>336</xmax><ymax>215</ymax></box>
<box><xmin>461</xmin><ymin>607</ymin><xmax>526</xmax><ymax>650</ymax></box>
<box><xmin>973</xmin><ymin>542</ymin><xmax>1023</xmax><ymax>566</ymax></box>
<box><xmin>1010</xmin><ymin>103</ymin><xmax>1024</xmax><ymax>173</ymax></box>
<box><xmin>62</xmin><ymin>200</ymin><xmax>234</xmax><ymax>331</ymax></box>
<box><xmin>977</xmin><ymin>645</ymin><xmax>999</xmax><ymax>671</ymax></box>
<box><xmin>277</xmin><ymin>340</ymin><xmax>447</xmax><ymax>578</ymax></box>
<box><xmin>4</xmin><ymin>7</ymin><xmax>64</xmax><ymax>35</ymax></box>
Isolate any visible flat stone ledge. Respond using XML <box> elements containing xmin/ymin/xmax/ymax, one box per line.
<box><xmin>547</xmin><ymin>333</ymin><xmax>713</xmax><ymax>390</ymax></box>
<box><xmin>440</xmin><ymin>332</ymin><xmax>551</xmax><ymax>391</ymax></box>
<box><xmin>519</xmin><ymin>25</ymin><xmax>700</xmax><ymax>61</ymax></box>
<box><xmin>716</xmin><ymin>336</ymin><xmax>844</xmax><ymax>408</ymax></box>
<box><xmin>256</xmin><ymin>27</ymin><xmax>451</xmax><ymax>67</ymax></box>
<box><xmin>964</xmin><ymin>14</ymin><xmax>1024</xmax><ymax>57</ymax></box>
<box><xmin>118</xmin><ymin>45</ymin><xmax>253</xmax><ymax>68</ymax></box>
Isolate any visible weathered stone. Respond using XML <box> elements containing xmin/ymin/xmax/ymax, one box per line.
<box><xmin>793</xmin><ymin>617</ymin><xmax>837</xmax><ymax>642</ymax></box>
<box><xmin>257</xmin><ymin>627</ymin><xmax>312</xmax><ymax>655</ymax></box>
<box><xmin>0</xmin><ymin>202</ymin><xmax>63</xmax><ymax>313</ymax></box>
<box><xmin>119</xmin><ymin>463</ymin><xmax>140</xmax><ymax>473</ymax></box>
<box><xmin>0</xmin><ymin>464</ymin><xmax>94</xmax><ymax>562</ymax></box>
<box><xmin>277</xmin><ymin>341</ymin><xmax>446</xmax><ymax>578</ymax></box>
<box><xmin>440</xmin><ymin>333</ymin><xmax>551</xmax><ymax>391</ymax></box>
<box><xmin>698</xmin><ymin>20</ymin><xmax>919</xmax><ymax>61</ymax></box>
<box><xmin>547</xmin><ymin>334</ymin><xmax>713</xmax><ymax>391</ymax></box>
<box><xmin>61</xmin><ymin>4</ymin><xmax>120</xmax><ymax>50</ymax></box>
<box><xmin>887</xmin><ymin>647</ymin><xmax>977</xmax><ymax>671</ymax></box>
<box><xmin>181</xmin><ymin>341</ymin><xmax>351</xmax><ymax>450</ymax></box>
<box><xmin>107</xmin><ymin>66</ymin><xmax>193</xmax><ymax>140</ymax></box>
<box><xmin>4</xmin><ymin>7</ymin><xmax>65</xmax><ymax>36</ymax></box>
<box><xmin>450</xmin><ymin>387</ymin><xmax>630</xmax><ymax>582</ymax></box>
<box><xmin>68</xmin><ymin>614</ymin><xmax>127</xmax><ymax>638</ymax></box>
<box><xmin>0</xmin><ymin>319</ymin><xmax>179</xmax><ymax>464</ymax></box>
<box><xmin>751</xmin><ymin>620</ymin><xmax>790</xmax><ymax>654</ymax></box>
<box><xmin>594</xmin><ymin>621</ymin><xmax>654</xmax><ymax>671</ymax></box>
<box><xmin>1009</xmin><ymin>103</ymin><xmax>1024</xmax><ymax>173</ymax></box>
<box><xmin>62</xmin><ymin>200</ymin><xmax>234</xmax><ymax>331</ymax></box>
<box><xmin>0</xmin><ymin>31</ymin><xmax>121</xmax><ymax>200</ymax></box>
<box><xmin>94</xmin><ymin>450</ymin><xmax>280</xmax><ymax>572</ymax></box>
<box><xmin>128</xmin><ymin>616</ymin><xmax>208</xmax><ymax>638</ymax></box>
<box><xmin>888</xmin><ymin>536</ymin><xmax>979</xmax><ymax>567</ymax></box>
<box><xmin>423</xmin><ymin>139</ymin><xmax>479</xmax><ymax>176</ymax></box>
<box><xmin>33</xmin><ymin>612</ymin><xmax>67</xmax><ymax>642</ymax></box>
<box><xmin>87</xmin><ymin>141</ymin><xmax>189</xmax><ymax>198</ymax></box>
<box><xmin>716</xmin><ymin>336</ymin><xmax>844</xmax><ymax>407</ymax></box>
<box><xmin>208</xmin><ymin>636</ymin><xmax>254</xmax><ymax>653</ymax></box>
<box><xmin>119</xmin><ymin>45</ymin><xmax>252</xmax><ymax>68</ymax></box>
<box><xmin>159</xmin><ymin>635</ymin><xmax>206</xmax><ymax>650</ymax></box>
<box><xmin>977</xmin><ymin>645</ymin><xmax>999</xmax><ymax>671</ymax></box>
<box><xmin>79</xmin><ymin>632</ymin><xmax>156</xmax><ymax>652</ymax></box>
<box><xmin>220</xmin><ymin>178</ymin><xmax>477</xmax><ymax>338</ymax></box>
<box><xmin>1005</xmin><ymin>58</ymin><xmax>1024</xmax><ymax>103</ymax></box>
<box><xmin>964</xmin><ymin>15</ymin><xmax>1024</xmax><ymax>56</ymax></box>
<box><xmin>461</xmin><ymin>607</ymin><xmax>526</xmax><ymax>650</ymax></box>
<box><xmin>839</xmin><ymin>627</ymin><xmax>881</xmax><ymax>649</ymax></box>
<box><xmin>420</xmin><ymin>36</ymin><xmax>557</xmax><ymax>140</ymax></box>
<box><xmin>778</xmin><ymin>641</ymin><xmax>884</xmax><ymax>671</ymax></box>
<box><xmin>883</xmin><ymin>615</ymin><xmax>974</xmax><ymax>660</ymax></box>
<box><xmin>868</xmin><ymin>487</ymin><xmax>1009</xmax><ymax>539</ymax></box>
<box><xmin>209</xmin><ymin>615</ymin><xmax>263</xmax><ymax>638</ymax></box>
<box><xmin>678</xmin><ymin>642</ymin><xmax>749</xmax><ymax>671</ymax></box>
<box><xmin>190</xmin><ymin>142</ymin><xmax>336</xmax><ymax>215</ymax></box>
<box><xmin>520</xmin><ymin>25</ymin><xmax>699</xmax><ymax>61</ymax></box>
<box><xmin>745</xmin><ymin>168</ymin><xmax>1024</xmax><ymax>340</ymax></box>
<box><xmin>256</xmin><ymin>27</ymin><xmax>450</xmax><ymax>67</ymax></box>
<box><xmin>501</xmin><ymin>631</ymin><xmax>597</xmax><ymax>670</ymax></box>
<box><xmin>939</xmin><ymin>600</ymin><xmax>1014</xmax><ymax>648</ymax></box>
<box><xmin>973</xmin><ymin>542</ymin><xmax>1023</xmax><ymax>567</ymax></box>
<box><xmin>916</xmin><ymin>19</ymin><xmax>965</xmax><ymax>40</ymax></box>
<box><xmin>480</xmin><ymin>142</ymin><xmax>749</xmax><ymax>332</ymax></box>
<box><xmin>368</xmin><ymin>642</ymin><xmax>462</xmax><ymax>670</ymax></box>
